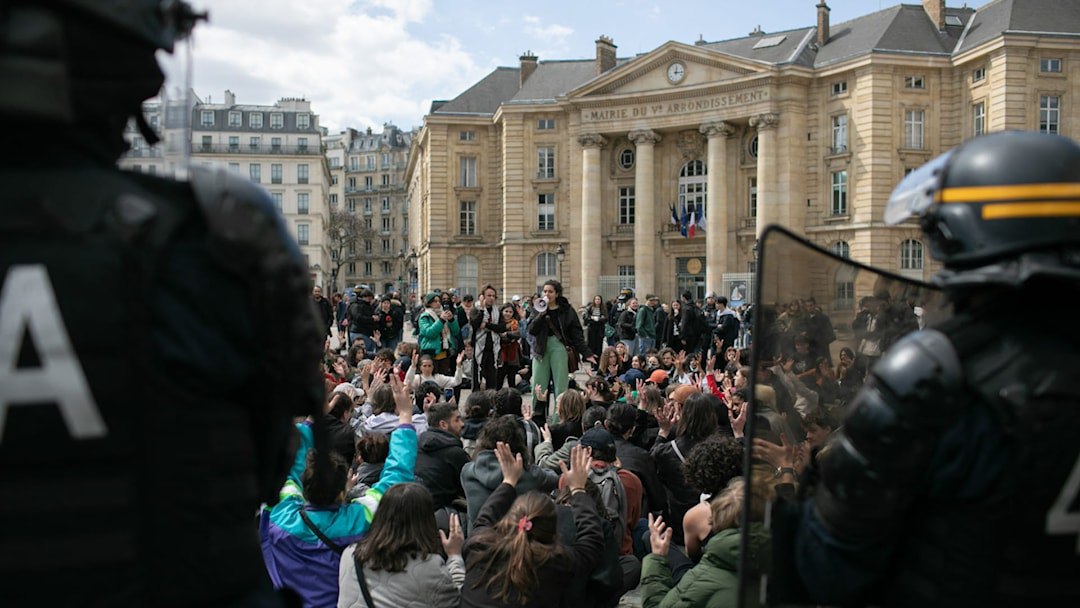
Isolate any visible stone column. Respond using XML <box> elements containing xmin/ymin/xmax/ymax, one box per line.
<box><xmin>700</xmin><ymin>121</ymin><xmax>736</xmax><ymax>293</ymax></box>
<box><xmin>628</xmin><ymin>129</ymin><xmax>661</xmax><ymax>296</ymax></box>
<box><xmin>749</xmin><ymin>113</ymin><xmax>779</xmax><ymax>237</ymax></box>
<box><xmin>578</xmin><ymin>133</ymin><xmax>606</xmax><ymax>302</ymax></box>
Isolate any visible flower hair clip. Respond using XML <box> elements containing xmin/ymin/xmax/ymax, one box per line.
<box><xmin>517</xmin><ymin>515</ymin><xmax>533</xmax><ymax>533</ymax></box>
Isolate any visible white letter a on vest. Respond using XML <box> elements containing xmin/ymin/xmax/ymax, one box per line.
<box><xmin>0</xmin><ymin>265</ymin><xmax>107</xmax><ymax>442</ymax></box>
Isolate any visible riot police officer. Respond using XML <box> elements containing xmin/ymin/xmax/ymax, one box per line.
<box><xmin>780</xmin><ymin>131</ymin><xmax>1080</xmax><ymax>606</ymax></box>
<box><xmin>0</xmin><ymin>2</ymin><xmax>324</xmax><ymax>605</ymax></box>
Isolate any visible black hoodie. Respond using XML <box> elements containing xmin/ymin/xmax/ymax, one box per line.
<box><xmin>414</xmin><ymin>428</ymin><xmax>470</xmax><ymax>510</ymax></box>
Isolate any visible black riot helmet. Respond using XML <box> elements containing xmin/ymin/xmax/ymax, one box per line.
<box><xmin>0</xmin><ymin>0</ymin><xmax>205</xmax><ymax>147</ymax></box>
<box><xmin>886</xmin><ymin>131</ymin><xmax>1080</xmax><ymax>288</ymax></box>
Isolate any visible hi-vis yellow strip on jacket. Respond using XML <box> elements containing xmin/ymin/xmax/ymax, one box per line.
<box><xmin>937</xmin><ymin>183</ymin><xmax>1080</xmax><ymax>220</ymax></box>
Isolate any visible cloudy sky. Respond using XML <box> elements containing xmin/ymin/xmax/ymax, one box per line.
<box><xmin>189</xmin><ymin>0</ymin><xmax>993</xmax><ymax>133</ymax></box>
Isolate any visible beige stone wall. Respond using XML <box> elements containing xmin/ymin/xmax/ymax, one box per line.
<box><xmin>410</xmin><ymin>33</ymin><xmax>1078</xmax><ymax>302</ymax></box>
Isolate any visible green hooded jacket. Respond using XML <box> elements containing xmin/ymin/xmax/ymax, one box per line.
<box><xmin>640</xmin><ymin>525</ymin><xmax>767</xmax><ymax>608</ymax></box>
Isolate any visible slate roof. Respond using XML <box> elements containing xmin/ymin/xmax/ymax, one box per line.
<box><xmin>509</xmin><ymin>58</ymin><xmax>631</xmax><ymax>104</ymax></box>
<box><xmin>957</xmin><ymin>0</ymin><xmax>1080</xmax><ymax>54</ymax></box>
<box><xmin>430</xmin><ymin>0</ymin><xmax>1078</xmax><ymax>117</ymax></box>
<box><xmin>432</xmin><ymin>67</ymin><xmax>522</xmax><ymax>115</ymax></box>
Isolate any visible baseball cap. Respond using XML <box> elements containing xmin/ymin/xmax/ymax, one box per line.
<box><xmin>578</xmin><ymin>427</ymin><xmax>617</xmax><ymax>462</ymax></box>
<box><xmin>620</xmin><ymin>368</ymin><xmax>646</xmax><ymax>385</ymax></box>
<box><xmin>512</xmin><ymin>294</ymin><xmax>521</xmax><ymax>302</ymax></box>
<box><xmin>647</xmin><ymin>369</ymin><xmax>668</xmax><ymax>385</ymax></box>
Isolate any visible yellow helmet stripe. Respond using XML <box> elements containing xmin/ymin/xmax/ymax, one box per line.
<box><xmin>982</xmin><ymin>201</ymin><xmax>1080</xmax><ymax>220</ymax></box>
<box><xmin>940</xmin><ymin>183</ymin><xmax>1080</xmax><ymax>203</ymax></box>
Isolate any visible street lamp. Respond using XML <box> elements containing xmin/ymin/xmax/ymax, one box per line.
<box><xmin>396</xmin><ymin>249</ymin><xmax>405</xmax><ymax>296</ymax></box>
<box><xmin>554</xmin><ymin>243</ymin><xmax>566</xmax><ymax>283</ymax></box>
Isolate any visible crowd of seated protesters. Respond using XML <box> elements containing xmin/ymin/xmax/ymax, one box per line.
<box><xmin>261</xmin><ymin>286</ymin><xmax>903</xmax><ymax>607</ymax></box>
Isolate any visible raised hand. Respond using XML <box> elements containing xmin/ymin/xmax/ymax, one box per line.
<box><xmin>540</xmin><ymin>423</ymin><xmax>552</xmax><ymax>445</ymax></box>
<box><xmin>752</xmin><ymin>433</ymin><xmax>796</xmax><ymax>470</ymax></box>
<box><xmin>494</xmin><ymin>441</ymin><xmax>524</xmax><ymax>487</ymax></box>
<box><xmin>521</xmin><ymin>399</ymin><xmax>533</xmax><ymax>421</ymax></box>
<box><xmin>655</xmin><ymin>402</ymin><xmax>676</xmax><ymax>437</ymax></box>
<box><xmin>439</xmin><ymin>513</ymin><xmax>464</xmax><ymax>557</ymax></box>
<box><xmin>648</xmin><ymin>513</ymin><xmax>673</xmax><ymax>557</ymax></box>
<box><xmin>534</xmin><ymin>383</ymin><xmax>549</xmax><ymax>403</ymax></box>
<box><xmin>560</xmin><ymin>443</ymin><xmax>593</xmax><ymax>492</ymax></box>
<box><xmin>730</xmin><ymin>401</ymin><xmax>748</xmax><ymax>439</ymax></box>
<box><xmin>389</xmin><ymin>373</ymin><xmax>413</xmax><ymax>423</ymax></box>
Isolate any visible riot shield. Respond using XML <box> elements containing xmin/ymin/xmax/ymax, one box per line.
<box><xmin>738</xmin><ymin>225</ymin><xmax>952</xmax><ymax>606</ymax></box>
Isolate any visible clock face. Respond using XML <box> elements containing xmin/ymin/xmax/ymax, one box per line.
<box><xmin>667</xmin><ymin>62</ymin><xmax>686</xmax><ymax>84</ymax></box>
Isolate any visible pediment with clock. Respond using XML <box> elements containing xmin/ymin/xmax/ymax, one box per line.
<box><xmin>568</xmin><ymin>41</ymin><xmax>769</xmax><ymax>100</ymax></box>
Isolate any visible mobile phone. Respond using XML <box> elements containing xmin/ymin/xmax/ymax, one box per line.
<box><xmin>444</xmin><ymin>388</ymin><xmax>454</xmax><ymax>400</ymax></box>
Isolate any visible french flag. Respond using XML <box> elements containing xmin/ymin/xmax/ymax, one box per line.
<box><xmin>687</xmin><ymin>203</ymin><xmax>697</xmax><ymax>239</ymax></box>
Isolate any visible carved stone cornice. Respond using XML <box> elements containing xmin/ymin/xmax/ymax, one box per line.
<box><xmin>749</xmin><ymin>113</ymin><xmax>780</xmax><ymax>130</ymax></box>
<box><xmin>628</xmin><ymin>129</ymin><xmax>662</xmax><ymax>146</ymax></box>
<box><xmin>699</xmin><ymin>121</ymin><xmax>737</xmax><ymax>139</ymax></box>
<box><xmin>578</xmin><ymin>133</ymin><xmax>607</xmax><ymax>148</ymax></box>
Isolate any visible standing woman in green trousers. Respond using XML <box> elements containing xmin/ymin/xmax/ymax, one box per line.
<box><xmin>527</xmin><ymin>280</ymin><xmax>597</xmax><ymax>423</ymax></box>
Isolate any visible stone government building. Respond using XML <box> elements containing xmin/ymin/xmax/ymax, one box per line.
<box><xmin>406</xmin><ymin>0</ymin><xmax>1079</xmax><ymax>308</ymax></box>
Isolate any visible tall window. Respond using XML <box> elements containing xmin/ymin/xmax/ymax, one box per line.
<box><xmin>382</xmin><ymin>261</ymin><xmax>392</xmax><ymax>275</ymax></box>
<box><xmin>271</xmin><ymin>163</ymin><xmax>282</xmax><ymax>184</ymax></box>
<box><xmin>537</xmin><ymin>147</ymin><xmax>555</xmax><ymax>179</ymax></box>
<box><xmin>297</xmin><ymin>113</ymin><xmax>310</xmax><ymax>129</ymax></box>
<box><xmin>831</xmin><ymin>114</ymin><xmax>848</xmax><ymax>153</ymax></box>
<box><xmin>381</xmin><ymin>153</ymin><xmax>390</xmax><ymax>167</ymax></box>
<box><xmin>748</xmin><ymin>177</ymin><xmax>757</xmax><ymax>217</ymax></box>
<box><xmin>618</xmin><ymin>265</ymin><xmax>636</xmax><ymax>291</ymax></box>
<box><xmin>297</xmin><ymin>224</ymin><xmax>310</xmax><ymax>245</ymax></box>
<box><xmin>364</xmin><ymin>262</ymin><xmax>372</xmax><ymax>276</ymax></box>
<box><xmin>973</xmin><ymin>102</ymin><xmax>986</xmax><ymax>136</ymax></box>
<box><xmin>249</xmin><ymin>136</ymin><xmax>261</xmax><ymax>150</ymax></box>
<box><xmin>298</xmin><ymin>137</ymin><xmax>308</xmax><ymax>152</ymax></box>
<box><xmin>972</xmin><ymin>66</ymin><xmax>986</xmax><ymax>83</ymax></box>
<box><xmin>381</xmin><ymin>217</ymin><xmax>391</xmax><ymax>232</ymax></box>
<box><xmin>364</xmin><ymin>198</ymin><xmax>372</xmax><ymax>212</ymax></box>
<box><xmin>366</xmin><ymin>156</ymin><xmax>375</xmax><ymax>170</ymax></box>
<box><xmin>270</xmin><ymin>113</ymin><xmax>283</xmax><ymax>129</ymax></box>
<box><xmin>350</xmin><ymin>156</ymin><xmax>359</xmax><ymax>171</ymax></box>
<box><xmin>249</xmin><ymin>164</ymin><xmax>261</xmax><ymax>183</ymax></box>
<box><xmin>228</xmin><ymin>136</ymin><xmax>239</xmax><ymax>151</ymax></box>
<box><xmin>382</xmin><ymin>239</ymin><xmax>391</xmax><ymax>253</ymax></box>
<box><xmin>459</xmin><ymin>201</ymin><xmax>476</xmax><ymax>235</ymax></box>
<box><xmin>364</xmin><ymin>240</ymin><xmax>372</xmax><ymax>254</ymax></box>
<box><xmin>536</xmin><ymin>253</ymin><xmax>557</xmax><ymax>292</ymax></box>
<box><xmin>679</xmin><ymin>160</ymin><xmax>707</xmax><ymax>216</ymax></box>
<box><xmin>249</xmin><ymin>112</ymin><xmax>263</xmax><ymax>128</ymax></box>
<box><xmin>364</xmin><ymin>176</ymin><xmax>373</xmax><ymax>189</ymax></box>
<box><xmin>271</xmin><ymin>192</ymin><xmax>283</xmax><ymax>213</ymax></box>
<box><xmin>228</xmin><ymin>111</ymin><xmax>241</xmax><ymax>127</ymax></box>
<box><xmin>618</xmin><ymin>186</ymin><xmax>635</xmax><ymax>224</ymax></box>
<box><xmin>271</xmin><ymin>137</ymin><xmax>281</xmax><ymax>151</ymax></box>
<box><xmin>381</xmin><ymin>197</ymin><xmax>391</xmax><ymax>212</ymax></box>
<box><xmin>1040</xmin><ymin>95</ymin><xmax>1060</xmax><ymax>134</ymax></box>
<box><xmin>831</xmin><ymin>170</ymin><xmax>848</xmax><ymax>216</ymax></box>
<box><xmin>456</xmin><ymin>255</ymin><xmax>479</xmax><ymax>297</ymax></box>
<box><xmin>200</xmin><ymin>110</ymin><xmax>214</xmax><ymax>127</ymax></box>
<box><xmin>297</xmin><ymin>193</ymin><xmax>309</xmax><ymax>215</ymax></box>
<box><xmin>904</xmin><ymin>109</ymin><xmax>925</xmax><ymax>149</ymax></box>
<box><xmin>381</xmin><ymin>174</ymin><xmax>390</xmax><ymax>186</ymax></box>
<box><xmin>298</xmin><ymin>164</ymin><xmax>309</xmax><ymax>184</ymax></box>
<box><xmin>460</xmin><ymin>156</ymin><xmax>477</xmax><ymax>187</ymax></box>
<box><xmin>830</xmin><ymin>240</ymin><xmax>850</xmax><ymax>258</ymax></box>
<box><xmin>900</xmin><ymin>239</ymin><xmax>924</xmax><ymax>270</ymax></box>
<box><xmin>537</xmin><ymin>193</ymin><xmax>555</xmax><ymax>231</ymax></box>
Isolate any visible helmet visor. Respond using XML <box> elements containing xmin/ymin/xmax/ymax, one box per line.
<box><xmin>884</xmin><ymin>150</ymin><xmax>954</xmax><ymax>225</ymax></box>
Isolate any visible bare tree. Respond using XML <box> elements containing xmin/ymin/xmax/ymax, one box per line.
<box><xmin>325</xmin><ymin>208</ymin><xmax>376</xmax><ymax>294</ymax></box>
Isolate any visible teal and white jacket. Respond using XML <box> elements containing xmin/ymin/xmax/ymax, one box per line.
<box><xmin>260</xmin><ymin>420</ymin><xmax>417</xmax><ymax>608</ymax></box>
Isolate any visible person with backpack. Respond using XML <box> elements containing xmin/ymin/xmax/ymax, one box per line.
<box><xmin>569</xmin><ymin>427</ymin><xmax>643</xmax><ymax>605</ymax></box>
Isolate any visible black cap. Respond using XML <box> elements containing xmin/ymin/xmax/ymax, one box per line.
<box><xmin>579</xmin><ymin>428</ymin><xmax>617</xmax><ymax>462</ymax></box>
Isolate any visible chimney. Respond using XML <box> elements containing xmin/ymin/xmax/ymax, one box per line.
<box><xmin>224</xmin><ymin>89</ymin><xmax>235</xmax><ymax>106</ymax></box>
<box><xmin>749</xmin><ymin>25</ymin><xmax>765</xmax><ymax>37</ymax></box>
<box><xmin>923</xmin><ymin>0</ymin><xmax>946</xmax><ymax>30</ymax></box>
<box><xmin>596</xmin><ymin>36</ymin><xmax>617</xmax><ymax>76</ymax></box>
<box><xmin>520</xmin><ymin>52</ymin><xmax>538</xmax><ymax>87</ymax></box>
<box><xmin>817</xmin><ymin>2</ymin><xmax>831</xmax><ymax>46</ymax></box>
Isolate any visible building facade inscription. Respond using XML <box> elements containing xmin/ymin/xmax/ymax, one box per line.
<box><xmin>581</xmin><ymin>88</ymin><xmax>769</xmax><ymax>123</ymax></box>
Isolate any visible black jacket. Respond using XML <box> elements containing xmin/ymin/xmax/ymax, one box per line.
<box><xmin>614</xmin><ymin>437</ymin><xmax>667</xmax><ymax>516</ymax></box>
<box><xmin>414</xmin><ymin>429</ymin><xmax>470</xmax><ymax>510</ymax></box>
<box><xmin>313</xmin><ymin>296</ymin><xmax>333</xmax><ymax>333</ymax></box>
<box><xmin>374</xmin><ymin>304</ymin><xmax>403</xmax><ymax>340</ymax></box>
<box><xmin>347</xmin><ymin>298</ymin><xmax>376</xmax><ymax>335</ymax></box>
<box><xmin>617</xmin><ymin>308</ymin><xmax>638</xmax><ymax>340</ymax></box>
<box><xmin>651</xmin><ymin>435</ymin><xmax>707</xmax><ymax>546</ymax></box>
<box><xmin>527</xmin><ymin>298</ymin><xmax>593</xmax><ymax>359</ymax></box>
